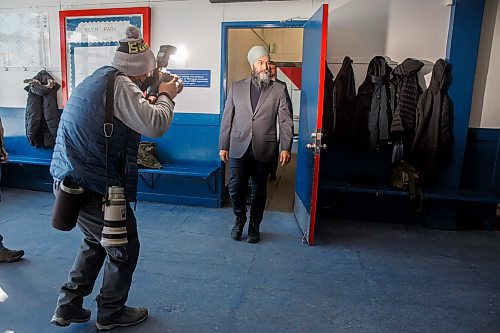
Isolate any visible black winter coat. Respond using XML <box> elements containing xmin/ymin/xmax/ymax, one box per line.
<box><xmin>24</xmin><ymin>70</ymin><xmax>60</xmax><ymax>148</ymax></box>
<box><xmin>390</xmin><ymin>58</ymin><xmax>424</xmax><ymax>138</ymax></box>
<box><xmin>410</xmin><ymin>59</ymin><xmax>453</xmax><ymax>183</ymax></box>
<box><xmin>332</xmin><ymin>56</ymin><xmax>356</xmax><ymax>144</ymax></box>
<box><xmin>322</xmin><ymin>63</ymin><xmax>335</xmax><ymax>143</ymax></box>
<box><xmin>352</xmin><ymin>56</ymin><xmax>394</xmax><ymax>150</ymax></box>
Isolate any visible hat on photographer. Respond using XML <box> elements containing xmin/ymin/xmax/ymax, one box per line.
<box><xmin>112</xmin><ymin>26</ymin><xmax>155</xmax><ymax>77</ymax></box>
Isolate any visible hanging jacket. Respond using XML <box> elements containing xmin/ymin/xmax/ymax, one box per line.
<box><xmin>410</xmin><ymin>59</ymin><xmax>453</xmax><ymax>183</ymax></box>
<box><xmin>322</xmin><ymin>63</ymin><xmax>335</xmax><ymax>143</ymax></box>
<box><xmin>353</xmin><ymin>56</ymin><xmax>394</xmax><ymax>150</ymax></box>
<box><xmin>50</xmin><ymin>66</ymin><xmax>141</xmax><ymax>201</ymax></box>
<box><xmin>24</xmin><ymin>70</ymin><xmax>61</xmax><ymax>148</ymax></box>
<box><xmin>332</xmin><ymin>56</ymin><xmax>356</xmax><ymax>143</ymax></box>
<box><xmin>391</xmin><ymin>58</ymin><xmax>424</xmax><ymax>138</ymax></box>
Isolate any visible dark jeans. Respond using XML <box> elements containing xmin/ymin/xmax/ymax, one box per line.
<box><xmin>229</xmin><ymin>145</ymin><xmax>271</xmax><ymax>222</ymax></box>
<box><xmin>55</xmin><ymin>193</ymin><xmax>140</xmax><ymax>321</ymax></box>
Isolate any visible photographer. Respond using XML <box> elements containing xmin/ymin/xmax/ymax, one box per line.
<box><xmin>50</xmin><ymin>26</ymin><xmax>181</xmax><ymax>330</ymax></box>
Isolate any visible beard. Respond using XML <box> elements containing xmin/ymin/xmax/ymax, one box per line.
<box><xmin>131</xmin><ymin>77</ymin><xmax>150</xmax><ymax>93</ymax></box>
<box><xmin>251</xmin><ymin>68</ymin><xmax>271</xmax><ymax>90</ymax></box>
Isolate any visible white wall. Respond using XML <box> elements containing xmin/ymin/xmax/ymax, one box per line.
<box><xmin>328</xmin><ymin>0</ymin><xmax>451</xmax><ymax>90</ymax></box>
<box><xmin>0</xmin><ymin>0</ymin><xmax>326</xmax><ymax>114</ymax></box>
<box><xmin>0</xmin><ymin>0</ymin><xmax>457</xmax><ymax>115</ymax></box>
<box><xmin>470</xmin><ymin>0</ymin><xmax>500</xmax><ymax>128</ymax></box>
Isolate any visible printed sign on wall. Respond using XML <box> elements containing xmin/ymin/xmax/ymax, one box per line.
<box><xmin>169</xmin><ymin>70</ymin><xmax>211</xmax><ymax>88</ymax></box>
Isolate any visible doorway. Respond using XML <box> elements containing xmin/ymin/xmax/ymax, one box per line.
<box><xmin>220</xmin><ymin>22</ymin><xmax>305</xmax><ymax>213</ymax></box>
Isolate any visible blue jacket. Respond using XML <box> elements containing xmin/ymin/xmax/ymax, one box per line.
<box><xmin>50</xmin><ymin>66</ymin><xmax>141</xmax><ymax>201</ymax></box>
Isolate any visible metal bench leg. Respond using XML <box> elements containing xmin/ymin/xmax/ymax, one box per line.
<box><xmin>205</xmin><ymin>171</ymin><xmax>217</xmax><ymax>194</ymax></box>
<box><xmin>139</xmin><ymin>173</ymin><xmax>156</xmax><ymax>189</ymax></box>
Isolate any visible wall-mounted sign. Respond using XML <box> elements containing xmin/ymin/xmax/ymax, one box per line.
<box><xmin>169</xmin><ymin>70</ymin><xmax>211</xmax><ymax>88</ymax></box>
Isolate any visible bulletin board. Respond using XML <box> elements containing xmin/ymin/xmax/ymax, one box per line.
<box><xmin>59</xmin><ymin>7</ymin><xmax>151</xmax><ymax>104</ymax></box>
<box><xmin>0</xmin><ymin>13</ymin><xmax>50</xmax><ymax>68</ymax></box>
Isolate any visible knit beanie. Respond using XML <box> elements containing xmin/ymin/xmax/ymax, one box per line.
<box><xmin>112</xmin><ymin>26</ymin><xmax>155</xmax><ymax>76</ymax></box>
<box><xmin>247</xmin><ymin>45</ymin><xmax>269</xmax><ymax>66</ymax></box>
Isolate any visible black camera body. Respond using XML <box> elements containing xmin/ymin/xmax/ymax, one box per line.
<box><xmin>146</xmin><ymin>44</ymin><xmax>183</xmax><ymax>97</ymax></box>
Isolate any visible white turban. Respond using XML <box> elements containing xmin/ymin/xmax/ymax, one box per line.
<box><xmin>247</xmin><ymin>45</ymin><xmax>269</xmax><ymax>66</ymax></box>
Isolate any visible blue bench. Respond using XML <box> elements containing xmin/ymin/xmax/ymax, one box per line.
<box><xmin>7</xmin><ymin>155</ymin><xmax>52</xmax><ymax>166</ymax></box>
<box><xmin>139</xmin><ymin>164</ymin><xmax>219</xmax><ymax>193</ymax></box>
<box><xmin>4</xmin><ymin>155</ymin><xmax>219</xmax><ymax>195</ymax></box>
<box><xmin>320</xmin><ymin>181</ymin><xmax>500</xmax><ymax>204</ymax></box>
<box><xmin>3</xmin><ymin>154</ymin><xmax>220</xmax><ymax>206</ymax></box>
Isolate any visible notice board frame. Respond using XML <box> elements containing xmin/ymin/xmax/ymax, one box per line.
<box><xmin>59</xmin><ymin>7</ymin><xmax>151</xmax><ymax>105</ymax></box>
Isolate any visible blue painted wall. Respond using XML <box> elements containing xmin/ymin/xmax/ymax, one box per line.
<box><xmin>461</xmin><ymin>128</ymin><xmax>500</xmax><ymax>194</ymax></box>
<box><xmin>144</xmin><ymin>113</ymin><xmax>220</xmax><ymax>167</ymax></box>
<box><xmin>441</xmin><ymin>0</ymin><xmax>486</xmax><ymax>191</ymax></box>
<box><xmin>0</xmin><ymin>107</ymin><xmax>222</xmax><ymax>207</ymax></box>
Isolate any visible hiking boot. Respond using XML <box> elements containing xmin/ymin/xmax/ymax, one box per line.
<box><xmin>0</xmin><ymin>247</ymin><xmax>24</xmax><ymax>262</ymax></box>
<box><xmin>96</xmin><ymin>306</ymin><xmax>148</xmax><ymax>331</ymax></box>
<box><xmin>231</xmin><ymin>215</ymin><xmax>246</xmax><ymax>241</ymax></box>
<box><xmin>51</xmin><ymin>307</ymin><xmax>91</xmax><ymax>327</ymax></box>
<box><xmin>247</xmin><ymin>220</ymin><xmax>261</xmax><ymax>244</ymax></box>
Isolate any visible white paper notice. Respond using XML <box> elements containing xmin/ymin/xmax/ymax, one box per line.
<box><xmin>69</xmin><ymin>45</ymin><xmax>115</xmax><ymax>96</ymax></box>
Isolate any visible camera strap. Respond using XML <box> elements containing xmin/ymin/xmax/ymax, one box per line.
<box><xmin>104</xmin><ymin>70</ymin><xmax>119</xmax><ymax>203</ymax></box>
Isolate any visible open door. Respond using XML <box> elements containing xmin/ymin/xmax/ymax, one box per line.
<box><xmin>294</xmin><ymin>4</ymin><xmax>328</xmax><ymax>245</ymax></box>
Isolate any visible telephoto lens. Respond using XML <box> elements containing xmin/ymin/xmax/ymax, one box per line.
<box><xmin>101</xmin><ymin>186</ymin><xmax>128</xmax><ymax>247</ymax></box>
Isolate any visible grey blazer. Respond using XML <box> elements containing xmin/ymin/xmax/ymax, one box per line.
<box><xmin>219</xmin><ymin>77</ymin><xmax>293</xmax><ymax>163</ymax></box>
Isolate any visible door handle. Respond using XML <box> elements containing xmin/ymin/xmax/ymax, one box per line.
<box><xmin>305</xmin><ymin>131</ymin><xmax>327</xmax><ymax>155</ymax></box>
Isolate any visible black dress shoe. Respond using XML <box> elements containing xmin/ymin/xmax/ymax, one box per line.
<box><xmin>247</xmin><ymin>220</ymin><xmax>261</xmax><ymax>243</ymax></box>
<box><xmin>231</xmin><ymin>215</ymin><xmax>246</xmax><ymax>241</ymax></box>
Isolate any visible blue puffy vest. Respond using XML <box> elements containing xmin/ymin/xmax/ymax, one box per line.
<box><xmin>50</xmin><ymin>66</ymin><xmax>141</xmax><ymax>201</ymax></box>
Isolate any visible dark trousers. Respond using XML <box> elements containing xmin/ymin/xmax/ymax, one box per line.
<box><xmin>55</xmin><ymin>194</ymin><xmax>140</xmax><ymax>321</ymax></box>
<box><xmin>229</xmin><ymin>145</ymin><xmax>271</xmax><ymax>222</ymax></box>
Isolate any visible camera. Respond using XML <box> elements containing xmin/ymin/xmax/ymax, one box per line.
<box><xmin>101</xmin><ymin>186</ymin><xmax>128</xmax><ymax>247</ymax></box>
<box><xmin>51</xmin><ymin>178</ymin><xmax>85</xmax><ymax>231</ymax></box>
<box><xmin>145</xmin><ymin>44</ymin><xmax>184</xmax><ymax>97</ymax></box>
